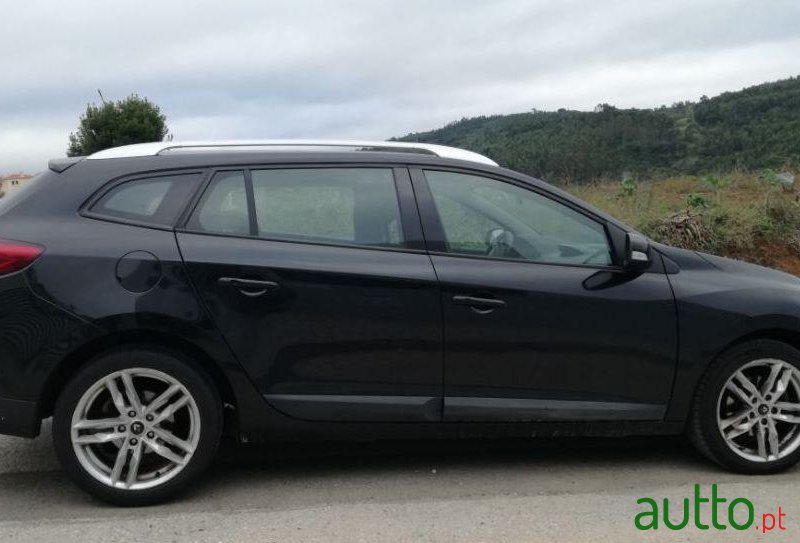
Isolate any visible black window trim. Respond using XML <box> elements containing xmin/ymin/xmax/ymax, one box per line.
<box><xmin>176</xmin><ymin>163</ymin><xmax>427</xmax><ymax>255</ymax></box>
<box><xmin>409</xmin><ymin>166</ymin><xmax>624</xmax><ymax>271</ymax></box>
<box><xmin>80</xmin><ymin>169</ymin><xmax>211</xmax><ymax>232</ymax></box>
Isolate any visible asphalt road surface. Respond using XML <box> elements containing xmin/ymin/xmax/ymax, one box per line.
<box><xmin>1</xmin><ymin>421</ymin><xmax>799</xmax><ymax>542</ymax></box>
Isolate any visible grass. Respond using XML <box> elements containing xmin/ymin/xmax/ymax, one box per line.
<box><xmin>562</xmin><ymin>171</ymin><xmax>800</xmax><ymax>275</ymax></box>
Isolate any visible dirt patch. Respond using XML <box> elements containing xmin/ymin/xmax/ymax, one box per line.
<box><xmin>723</xmin><ymin>239</ymin><xmax>800</xmax><ymax>277</ymax></box>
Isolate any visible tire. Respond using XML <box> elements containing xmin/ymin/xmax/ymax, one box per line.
<box><xmin>689</xmin><ymin>339</ymin><xmax>800</xmax><ymax>474</ymax></box>
<box><xmin>52</xmin><ymin>347</ymin><xmax>223</xmax><ymax>506</ymax></box>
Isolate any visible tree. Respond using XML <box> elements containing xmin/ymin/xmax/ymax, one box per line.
<box><xmin>67</xmin><ymin>94</ymin><xmax>169</xmax><ymax>156</ymax></box>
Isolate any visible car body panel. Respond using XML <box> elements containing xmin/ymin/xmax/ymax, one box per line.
<box><xmin>176</xmin><ymin>232</ymin><xmax>444</xmax><ymax>422</ymax></box>
<box><xmin>0</xmin><ymin>150</ymin><xmax>799</xmax><ymax>443</ymax></box>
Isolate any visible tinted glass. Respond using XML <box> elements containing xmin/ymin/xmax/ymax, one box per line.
<box><xmin>186</xmin><ymin>171</ymin><xmax>249</xmax><ymax>235</ymax></box>
<box><xmin>251</xmin><ymin>168</ymin><xmax>403</xmax><ymax>247</ymax></box>
<box><xmin>425</xmin><ymin>170</ymin><xmax>612</xmax><ymax>265</ymax></box>
<box><xmin>91</xmin><ymin>173</ymin><xmax>201</xmax><ymax>226</ymax></box>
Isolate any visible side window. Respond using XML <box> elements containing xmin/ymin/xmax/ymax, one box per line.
<box><xmin>185</xmin><ymin>171</ymin><xmax>249</xmax><ymax>235</ymax></box>
<box><xmin>91</xmin><ymin>173</ymin><xmax>202</xmax><ymax>227</ymax></box>
<box><xmin>250</xmin><ymin>168</ymin><xmax>404</xmax><ymax>247</ymax></box>
<box><xmin>424</xmin><ymin>170</ymin><xmax>612</xmax><ymax>266</ymax></box>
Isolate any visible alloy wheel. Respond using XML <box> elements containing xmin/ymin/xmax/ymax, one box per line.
<box><xmin>70</xmin><ymin>368</ymin><xmax>201</xmax><ymax>490</ymax></box>
<box><xmin>717</xmin><ymin>359</ymin><xmax>800</xmax><ymax>463</ymax></box>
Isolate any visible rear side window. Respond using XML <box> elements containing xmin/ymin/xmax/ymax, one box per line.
<box><xmin>90</xmin><ymin>173</ymin><xmax>202</xmax><ymax>227</ymax></box>
<box><xmin>251</xmin><ymin>168</ymin><xmax>403</xmax><ymax>247</ymax></box>
<box><xmin>185</xmin><ymin>171</ymin><xmax>249</xmax><ymax>236</ymax></box>
<box><xmin>187</xmin><ymin>168</ymin><xmax>405</xmax><ymax>248</ymax></box>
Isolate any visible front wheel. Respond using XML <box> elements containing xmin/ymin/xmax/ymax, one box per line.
<box><xmin>689</xmin><ymin>339</ymin><xmax>800</xmax><ymax>473</ymax></box>
<box><xmin>53</xmin><ymin>348</ymin><xmax>222</xmax><ymax>506</ymax></box>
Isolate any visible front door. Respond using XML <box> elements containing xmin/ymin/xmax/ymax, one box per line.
<box><xmin>411</xmin><ymin>168</ymin><xmax>677</xmax><ymax>422</ymax></box>
<box><xmin>177</xmin><ymin>166</ymin><xmax>442</xmax><ymax>422</ymax></box>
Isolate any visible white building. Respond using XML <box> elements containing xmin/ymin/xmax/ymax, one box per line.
<box><xmin>0</xmin><ymin>174</ymin><xmax>33</xmax><ymax>197</ymax></box>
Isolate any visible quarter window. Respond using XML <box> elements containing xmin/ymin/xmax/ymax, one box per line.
<box><xmin>91</xmin><ymin>173</ymin><xmax>202</xmax><ymax>227</ymax></box>
<box><xmin>424</xmin><ymin>170</ymin><xmax>612</xmax><ymax>266</ymax></box>
<box><xmin>185</xmin><ymin>171</ymin><xmax>249</xmax><ymax>236</ymax></box>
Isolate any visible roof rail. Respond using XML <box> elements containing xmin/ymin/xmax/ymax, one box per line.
<box><xmin>85</xmin><ymin>140</ymin><xmax>498</xmax><ymax>166</ymax></box>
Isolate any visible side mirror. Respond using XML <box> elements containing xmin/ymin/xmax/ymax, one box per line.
<box><xmin>624</xmin><ymin>232</ymin><xmax>651</xmax><ymax>272</ymax></box>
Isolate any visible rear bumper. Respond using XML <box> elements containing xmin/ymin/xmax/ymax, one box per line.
<box><xmin>0</xmin><ymin>397</ymin><xmax>40</xmax><ymax>438</ymax></box>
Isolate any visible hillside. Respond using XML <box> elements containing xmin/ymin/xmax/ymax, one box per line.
<box><xmin>398</xmin><ymin>76</ymin><xmax>800</xmax><ymax>183</ymax></box>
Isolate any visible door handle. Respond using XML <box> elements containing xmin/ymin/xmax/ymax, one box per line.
<box><xmin>452</xmin><ymin>295</ymin><xmax>506</xmax><ymax>312</ymax></box>
<box><xmin>217</xmin><ymin>277</ymin><xmax>280</xmax><ymax>298</ymax></box>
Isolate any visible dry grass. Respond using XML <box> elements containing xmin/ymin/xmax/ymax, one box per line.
<box><xmin>562</xmin><ymin>172</ymin><xmax>800</xmax><ymax>274</ymax></box>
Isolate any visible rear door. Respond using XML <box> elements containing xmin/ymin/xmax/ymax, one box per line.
<box><xmin>177</xmin><ymin>166</ymin><xmax>443</xmax><ymax>422</ymax></box>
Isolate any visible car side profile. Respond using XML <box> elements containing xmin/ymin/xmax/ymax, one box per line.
<box><xmin>1</xmin><ymin>140</ymin><xmax>799</xmax><ymax>505</ymax></box>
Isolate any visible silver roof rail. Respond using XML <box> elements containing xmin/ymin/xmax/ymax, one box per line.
<box><xmin>85</xmin><ymin>139</ymin><xmax>498</xmax><ymax>166</ymax></box>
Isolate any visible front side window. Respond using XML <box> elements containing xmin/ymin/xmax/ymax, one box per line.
<box><xmin>91</xmin><ymin>173</ymin><xmax>202</xmax><ymax>226</ymax></box>
<box><xmin>187</xmin><ymin>168</ymin><xmax>405</xmax><ymax>249</ymax></box>
<box><xmin>424</xmin><ymin>170</ymin><xmax>612</xmax><ymax>266</ymax></box>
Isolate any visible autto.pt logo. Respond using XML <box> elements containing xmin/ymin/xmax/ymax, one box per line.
<box><xmin>635</xmin><ymin>484</ymin><xmax>787</xmax><ymax>534</ymax></box>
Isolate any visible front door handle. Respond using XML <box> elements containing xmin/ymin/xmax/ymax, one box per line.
<box><xmin>452</xmin><ymin>295</ymin><xmax>506</xmax><ymax>313</ymax></box>
<box><xmin>218</xmin><ymin>277</ymin><xmax>280</xmax><ymax>298</ymax></box>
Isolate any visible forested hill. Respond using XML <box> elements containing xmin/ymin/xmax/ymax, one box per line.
<box><xmin>396</xmin><ymin>76</ymin><xmax>800</xmax><ymax>183</ymax></box>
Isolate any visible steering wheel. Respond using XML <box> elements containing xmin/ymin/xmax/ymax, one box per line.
<box><xmin>485</xmin><ymin>228</ymin><xmax>515</xmax><ymax>257</ymax></box>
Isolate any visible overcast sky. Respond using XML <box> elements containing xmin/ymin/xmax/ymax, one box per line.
<box><xmin>2</xmin><ymin>0</ymin><xmax>799</xmax><ymax>173</ymax></box>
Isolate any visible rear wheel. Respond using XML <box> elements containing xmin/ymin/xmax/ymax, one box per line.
<box><xmin>689</xmin><ymin>339</ymin><xmax>800</xmax><ymax>473</ymax></box>
<box><xmin>53</xmin><ymin>348</ymin><xmax>222</xmax><ymax>506</ymax></box>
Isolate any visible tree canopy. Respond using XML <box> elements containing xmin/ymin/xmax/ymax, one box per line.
<box><xmin>398</xmin><ymin>76</ymin><xmax>800</xmax><ymax>183</ymax></box>
<box><xmin>67</xmin><ymin>94</ymin><xmax>169</xmax><ymax>157</ymax></box>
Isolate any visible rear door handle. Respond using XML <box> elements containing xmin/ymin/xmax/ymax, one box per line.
<box><xmin>452</xmin><ymin>295</ymin><xmax>506</xmax><ymax>312</ymax></box>
<box><xmin>218</xmin><ymin>277</ymin><xmax>280</xmax><ymax>298</ymax></box>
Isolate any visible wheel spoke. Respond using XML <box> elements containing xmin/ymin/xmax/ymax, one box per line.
<box><xmin>773</xmin><ymin>369</ymin><xmax>795</xmax><ymax>400</ymax></box>
<box><xmin>145</xmin><ymin>383</ymin><xmax>180</xmax><ymax>415</ymax></box>
<box><xmin>144</xmin><ymin>437</ymin><xmax>187</xmax><ymax>465</ymax></box>
<box><xmin>720</xmin><ymin>409</ymin><xmax>751</xmax><ymax>429</ymax></box>
<box><xmin>774</xmin><ymin>413</ymin><xmax>800</xmax><ymax>424</ymax></box>
<box><xmin>762</xmin><ymin>362</ymin><xmax>784</xmax><ymax>396</ymax></box>
<box><xmin>152</xmin><ymin>393</ymin><xmax>190</xmax><ymax>425</ymax></box>
<box><xmin>126</xmin><ymin>441</ymin><xmax>143</xmax><ymax>488</ymax></box>
<box><xmin>73</xmin><ymin>417</ymin><xmax>125</xmax><ymax>431</ymax></box>
<box><xmin>121</xmin><ymin>372</ymin><xmax>143</xmax><ymax>413</ymax></box>
<box><xmin>105</xmin><ymin>377</ymin><xmax>128</xmax><ymax>414</ymax></box>
<box><xmin>726</xmin><ymin>380</ymin><xmax>755</xmax><ymax>404</ymax></box>
<box><xmin>109</xmin><ymin>442</ymin><xmax>130</xmax><ymax>485</ymax></box>
<box><xmin>756</xmin><ymin>423</ymin><xmax>768</xmax><ymax>459</ymax></box>
<box><xmin>767</xmin><ymin>419</ymin><xmax>780</xmax><ymax>459</ymax></box>
<box><xmin>725</xmin><ymin>417</ymin><xmax>757</xmax><ymax>440</ymax></box>
<box><xmin>152</xmin><ymin>427</ymin><xmax>194</xmax><ymax>454</ymax></box>
<box><xmin>74</xmin><ymin>431</ymin><xmax>126</xmax><ymax>444</ymax></box>
<box><xmin>733</xmin><ymin>371</ymin><xmax>762</xmax><ymax>400</ymax></box>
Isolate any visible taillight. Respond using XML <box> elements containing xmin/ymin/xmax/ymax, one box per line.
<box><xmin>0</xmin><ymin>240</ymin><xmax>44</xmax><ymax>276</ymax></box>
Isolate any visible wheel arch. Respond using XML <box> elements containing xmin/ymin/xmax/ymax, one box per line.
<box><xmin>39</xmin><ymin>329</ymin><xmax>239</xmax><ymax>427</ymax></box>
<box><xmin>668</xmin><ymin>327</ymin><xmax>800</xmax><ymax>422</ymax></box>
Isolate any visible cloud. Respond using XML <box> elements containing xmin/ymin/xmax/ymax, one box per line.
<box><xmin>1</xmin><ymin>0</ymin><xmax>799</xmax><ymax>172</ymax></box>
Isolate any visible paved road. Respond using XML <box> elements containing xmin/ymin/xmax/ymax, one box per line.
<box><xmin>1</xmin><ymin>421</ymin><xmax>798</xmax><ymax>542</ymax></box>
